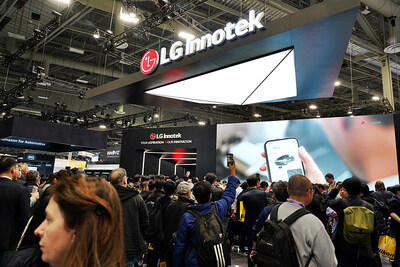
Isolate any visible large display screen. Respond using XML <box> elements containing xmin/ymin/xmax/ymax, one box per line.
<box><xmin>216</xmin><ymin>114</ymin><xmax>399</xmax><ymax>187</ymax></box>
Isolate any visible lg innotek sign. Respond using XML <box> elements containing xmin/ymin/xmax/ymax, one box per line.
<box><xmin>140</xmin><ymin>10</ymin><xmax>264</xmax><ymax>75</ymax></box>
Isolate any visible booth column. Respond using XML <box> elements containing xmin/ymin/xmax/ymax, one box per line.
<box><xmin>380</xmin><ymin>55</ymin><xmax>395</xmax><ymax>110</ymax></box>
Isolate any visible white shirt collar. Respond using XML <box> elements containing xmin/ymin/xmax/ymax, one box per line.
<box><xmin>0</xmin><ymin>176</ymin><xmax>12</xmax><ymax>180</ymax></box>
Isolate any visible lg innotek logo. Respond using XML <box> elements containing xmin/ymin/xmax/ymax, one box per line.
<box><xmin>150</xmin><ymin>133</ymin><xmax>156</xmax><ymax>140</ymax></box>
<box><xmin>140</xmin><ymin>10</ymin><xmax>264</xmax><ymax>75</ymax></box>
<box><xmin>140</xmin><ymin>50</ymin><xmax>159</xmax><ymax>75</ymax></box>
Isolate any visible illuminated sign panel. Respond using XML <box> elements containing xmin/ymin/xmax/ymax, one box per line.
<box><xmin>145</xmin><ymin>48</ymin><xmax>296</xmax><ymax>105</ymax></box>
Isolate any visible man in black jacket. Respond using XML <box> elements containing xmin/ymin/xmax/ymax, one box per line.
<box><xmin>327</xmin><ymin>177</ymin><xmax>378</xmax><ymax>267</ymax></box>
<box><xmin>242</xmin><ymin>174</ymin><xmax>271</xmax><ymax>267</ymax></box>
<box><xmin>110</xmin><ymin>168</ymin><xmax>149</xmax><ymax>267</ymax></box>
<box><xmin>164</xmin><ymin>181</ymin><xmax>195</xmax><ymax>266</ymax></box>
<box><xmin>146</xmin><ymin>179</ymin><xmax>165</xmax><ymax>212</ymax></box>
<box><xmin>147</xmin><ymin>180</ymin><xmax>176</xmax><ymax>267</ymax></box>
<box><xmin>0</xmin><ymin>157</ymin><xmax>31</xmax><ymax>267</ymax></box>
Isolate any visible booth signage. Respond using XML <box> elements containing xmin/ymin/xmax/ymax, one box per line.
<box><xmin>140</xmin><ymin>10</ymin><xmax>265</xmax><ymax>75</ymax></box>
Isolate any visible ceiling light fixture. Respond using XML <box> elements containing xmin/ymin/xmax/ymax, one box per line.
<box><xmin>347</xmin><ymin>108</ymin><xmax>353</xmax><ymax>115</ymax></box>
<box><xmin>309</xmin><ymin>104</ymin><xmax>317</xmax><ymax>110</ymax></box>
<box><xmin>335</xmin><ymin>81</ymin><xmax>341</xmax><ymax>86</ymax></box>
<box><xmin>99</xmin><ymin>125</ymin><xmax>107</xmax><ymax>129</ymax></box>
<box><xmin>178</xmin><ymin>31</ymin><xmax>195</xmax><ymax>40</ymax></box>
<box><xmin>372</xmin><ymin>96</ymin><xmax>380</xmax><ymax>101</ymax></box>
<box><xmin>316</xmin><ymin>111</ymin><xmax>321</xmax><ymax>118</ymax></box>
<box><xmin>120</xmin><ymin>8</ymin><xmax>139</xmax><ymax>23</ymax></box>
<box><xmin>69</xmin><ymin>47</ymin><xmax>84</xmax><ymax>54</ymax></box>
<box><xmin>76</xmin><ymin>79</ymin><xmax>88</xmax><ymax>84</ymax></box>
<box><xmin>57</xmin><ymin>0</ymin><xmax>70</xmax><ymax>4</ymax></box>
<box><xmin>154</xmin><ymin>114</ymin><xmax>159</xmax><ymax>118</ymax></box>
<box><xmin>93</xmin><ymin>29</ymin><xmax>100</xmax><ymax>39</ymax></box>
<box><xmin>198</xmin><ymin>121</ymin><xmax>206</xmax><ymax>126</ymax></box>
<box><xmin>253</xmin><ymin>113</ymin><xmax>262</xmax><ymax>118</ymax></box>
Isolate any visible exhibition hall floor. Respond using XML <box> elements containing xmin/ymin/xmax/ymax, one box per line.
<box><xmin>230</xmin><ymin>252</ymin><xmax>393</xmax><ymax>266</ymax></box>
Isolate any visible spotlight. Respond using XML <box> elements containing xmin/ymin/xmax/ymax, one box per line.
<box><xmin>309</xmin><ymin>104</ymin><xmax>317</xmax><ymax>110</ymax></box>
<box><xmin>78</xmin><ymin>91</ymin><xmax>85</xmax><ymax>99</ymax></box>
<box><xmin>347</xmin><ymin>108</ymin><xmax>353</xmax><ymax>115</ymax></box>
<box><xmin>93</xmin><ymin>29</ymin><xmax>100</xmax><ymax>39</ymax></box>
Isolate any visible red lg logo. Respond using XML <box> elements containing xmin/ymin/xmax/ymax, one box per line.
<box><xmin>141</xmin><ymin>50</ymin><xmax>159</xmax><ymax>75</ymax></box>
<box><xmin>150</xmin><ymin>133</ymin><xmax>156</xmax><ymax>140</ymax></box>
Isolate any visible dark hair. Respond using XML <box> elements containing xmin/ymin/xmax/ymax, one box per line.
<box><xmin>154</xmin><ymin>180</ymin><xmax>165</xmax><ymax>190</ymax></box>
<box><xmin>26</xmin><ymin>170</ymin><xmax>39</xmax><ymax>185</ymax></box>
<box><xmin>205</xmin><ymin>173</ymin><xmax>217</xmax><ymax>185</ymax></box>
<box><xmin>390</xmin><ymin>185</ymin><xmax>400</xmax><ymax>195</ymax></box>
<box><xmin>240</xmin><ymin>182</ymin><xmax>248</xmax><ymax>190</ymax></box>
<box><xmin>272</xmin><ymin>180</ymin><xmax>289</xmax><ymax>202</ymax></box>
<box><xmin>360</xmin><ymin>183</ymin><xmax>370</xmax><ymax>195</ymax></box>
<box><xmin>193</xmin><ymin>181</ymin><xmax>212</xmax><ymax>204</ymax></box>
<box><xmin>246</xmin><ymin>174</ymin><xmax>260</xmax><ymax>187</ymax></box>
<box><xmin>0</xmin><ymin>157</ymin><xmax>17</xmax><ymax>173</ymax></box>
<box><xmin>375</xmin><ymin>181</ymin><xmax>386</xmax><ymax>191</ymax></box>
<box><xmin>260</xmin><ymin>181</ymin><xmax>269</xmax><ymax>188</ymax></box>
<box><xmin>342</xmin><ymin>177</ymin><xmax>362</xmax><ymax>196</ymax></box>
<box><xmin>163</xmin><ymin>181</ymin><xmax>176</xmax><ymax>196</ymax></box>
<box><xmin>325</xmin><ymin>173</ymin><xmax>334</xmax><ymax>180</ymax></box>
<box><xmin>148</xmin><ymin>180</ymin><xmax>156</xmax><ymax>191</ymax></box>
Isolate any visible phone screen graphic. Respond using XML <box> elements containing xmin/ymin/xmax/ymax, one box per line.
<box><xmin>264</xmin><ymin>138</ymin><xmax>304</xmax><ymax>182</ymax></box>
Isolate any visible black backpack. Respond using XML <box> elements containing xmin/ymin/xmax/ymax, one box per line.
<box><xmin>256</xmin><ymin>204</ymin><xmax>313</xmax><ymax>267</ymax></box>
<box><xmin>373</xmin><ymin>199</ymin><xmax>389</xmax><ymax>235</ymax></box>
<box><xmin>146</xmin><ymin>203</ymin><xmax>164</xmax><ymax>245</ymax></box>
<box><xmin>188</xmin><ymin>204</ymin><xmax>230</xmax><ymax>267</ymax></box>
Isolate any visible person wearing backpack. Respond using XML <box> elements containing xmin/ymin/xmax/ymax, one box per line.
<box><xmin>146</xmin><ymin>180</ymin><xmax>176</xmax><ymax>267</ymax></box>
<box><xmin>327</xmin><ymin>177</ymin><xmax>379</xmax><ymax>267</ymax></box>
<box><xmin>163</xmin><ymin>181</ymin><xmax>195</xmax><ymax>266</ymax></box>
<box><xmin>173</xmin><ymin>162</ymin><xmax>237</xmax><ymax>267</ymax></box>
<box><xmin>251</xmin><ymin>175</ymin><xmax>337</xmax><ymax>267</ymax></box>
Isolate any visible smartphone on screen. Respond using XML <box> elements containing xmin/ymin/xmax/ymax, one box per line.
<box><xmin>264</xmin><ymin>138</ymin><xmax>304</xmax><ymax>182</ymax></box>
<box><xmin>227</xmin><ymin>153</ymin><xmax>234</xmax><ymax>167</ymax></box>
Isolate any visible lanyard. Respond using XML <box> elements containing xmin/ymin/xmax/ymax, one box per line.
<box><xmin>286</xmin><ymin>199</ymin><xmax>305</xmax><ymax>208</ymax></box>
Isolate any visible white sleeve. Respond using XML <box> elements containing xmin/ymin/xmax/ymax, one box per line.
<box><xmin>311</xmin><ymin>226</ymin><xmax>338</xmax><ymax>267</ymax></box>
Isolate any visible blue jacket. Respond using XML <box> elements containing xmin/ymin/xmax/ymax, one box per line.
<box><xmin>173</xmin><ymin>176</ymin><xmax>237</xmax><ymax>267</ymax></box>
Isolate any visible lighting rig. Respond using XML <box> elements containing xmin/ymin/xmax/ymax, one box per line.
<box><xmin>101</xmin><ymin>0</ymin><xmax>207</xmax><ymax>60</ymax></box>
<box><xmin>3</xmin><ymin>11</ymin><xmax>62</xmax><ymax>67</ymax></box>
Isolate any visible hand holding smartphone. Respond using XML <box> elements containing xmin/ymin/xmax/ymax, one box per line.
<box><xmin>264</xmin><ymin>138</ymin><xmax>305</xmax><ymax>182</ymax></box>
<box><xmin>227</xmin><ymin>153</ymin><xmax>234</xmax><ymax>167</ymax></box>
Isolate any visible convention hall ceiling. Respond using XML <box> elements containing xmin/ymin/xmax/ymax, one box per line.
<box><xmin>0</xmin><ymin>0</ymin><xmax>399</xmax><ymax>150</ymax></box>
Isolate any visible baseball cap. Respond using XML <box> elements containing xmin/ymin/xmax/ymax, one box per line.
<box><xmin>177</xmin><ymin>181</ymin><xmax>194</xmax><ymax>195</ymax></box>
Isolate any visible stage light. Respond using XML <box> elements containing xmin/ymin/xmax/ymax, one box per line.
<box><xmin>309</xmin><ymin>104</ymin><xmax>317</xmax><ymax>110</ymax></box>
<box><xmin>347</xmin><ymin>108</ymin><xmax>353</xmax><ymax>115</ymax></box>
<box><xmin>93</xmin><ymin>29</ymin><xmax>100</xmax><ymax>39</ymax></box>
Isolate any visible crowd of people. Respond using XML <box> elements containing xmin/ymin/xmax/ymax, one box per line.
<box><xmin>1</xmin><ymin>156</ymin><xmax>400</xmax><ymax>267</ymax></box>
